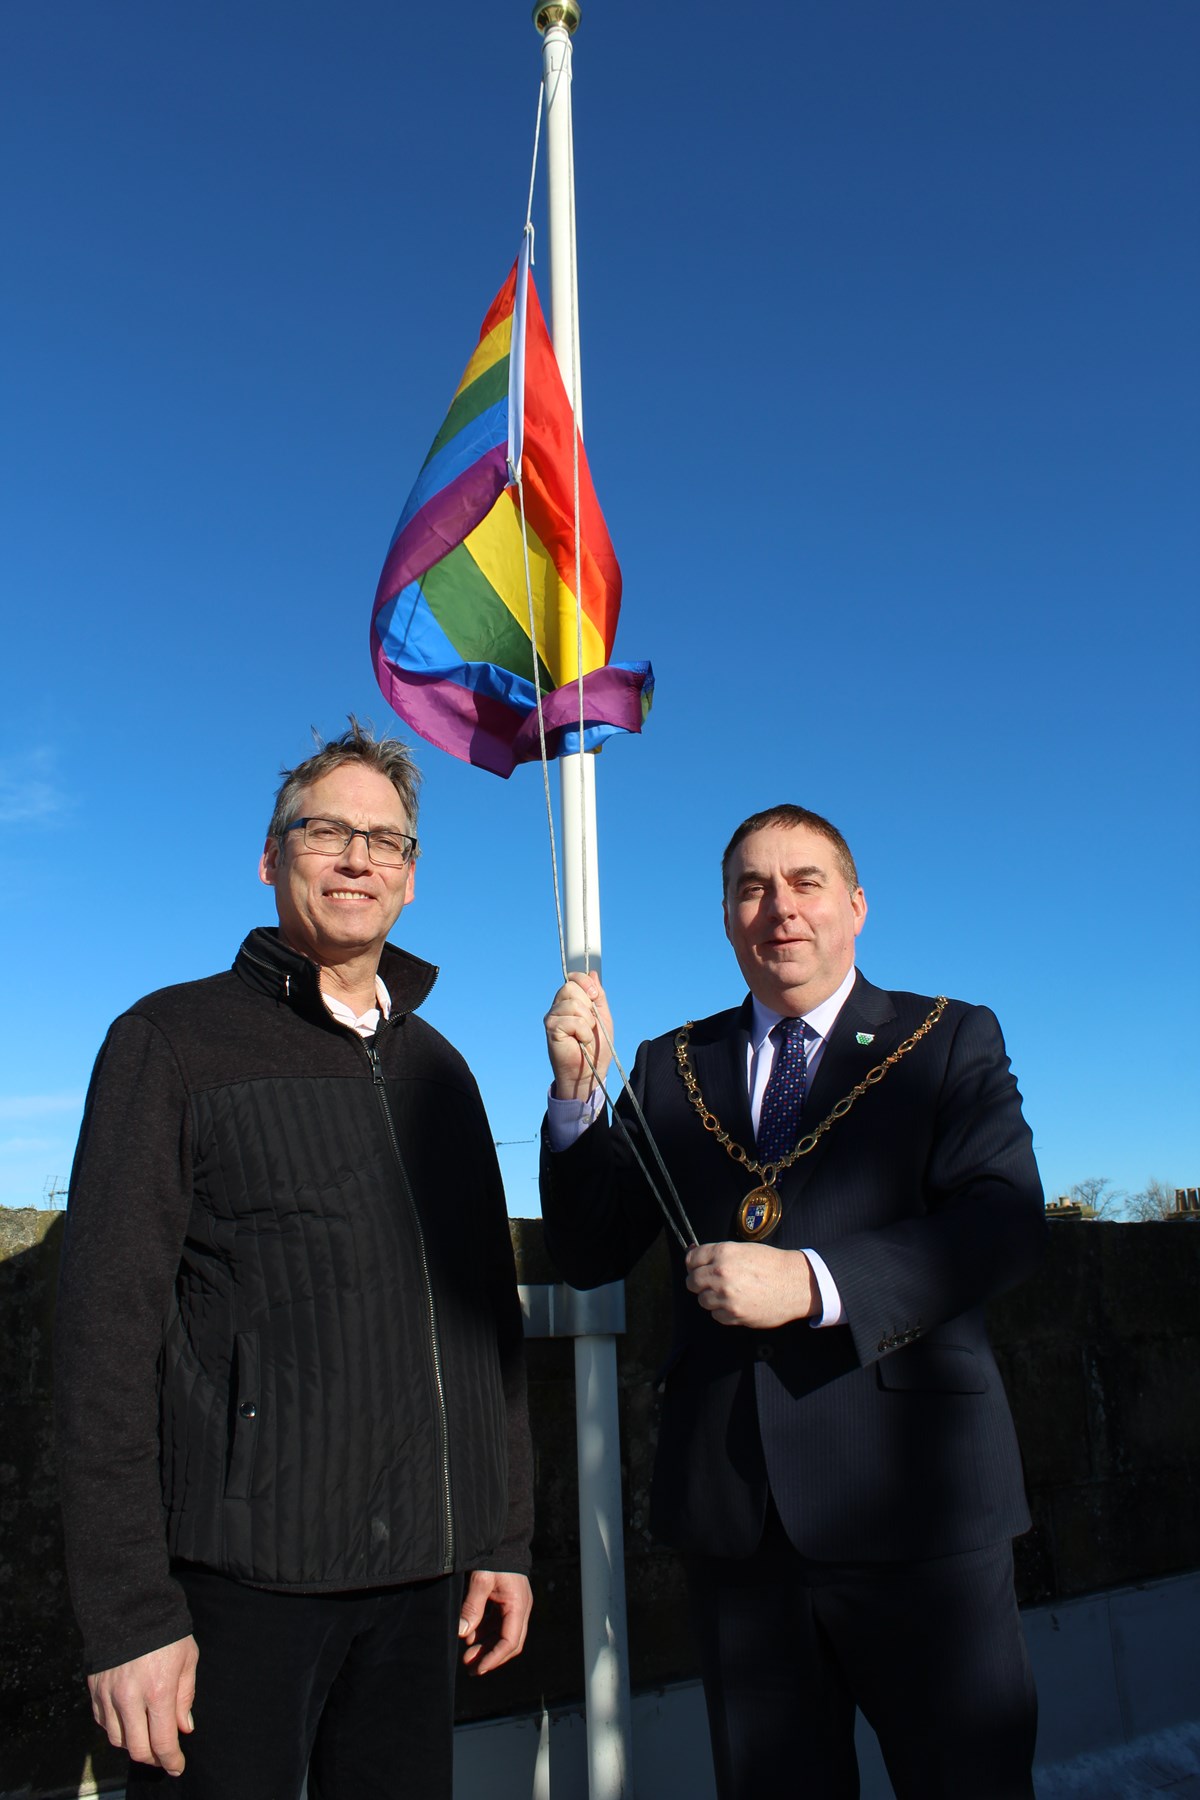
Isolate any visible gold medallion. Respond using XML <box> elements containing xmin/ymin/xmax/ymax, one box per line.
<box><xmin>737</xmin><ymin>1185</ymin><xmax>783</xmax><ymax>1242</ymax></box>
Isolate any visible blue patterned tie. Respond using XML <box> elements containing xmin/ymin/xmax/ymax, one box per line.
<box><xmin>757</xmin><ymin>1018</ymin><xmax>809</xmax><ymax>1163</ymax></box>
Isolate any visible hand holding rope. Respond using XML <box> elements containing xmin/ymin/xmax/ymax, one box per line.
<box><xmin>543</xmin><ymin>973</ymin><xmax>699</xmax><ymax>1250</ymax></box>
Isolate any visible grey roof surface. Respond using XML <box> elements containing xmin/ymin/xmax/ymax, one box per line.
<box><xmin>1036</xmin><ymin>1725</ymin><xmax>1200</xmax><ymax>1799</ymax></box>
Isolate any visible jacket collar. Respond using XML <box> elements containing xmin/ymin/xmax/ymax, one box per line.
<box><xmin>233</xmin><ymin>926</ymin><xmax>439</xmax><ymax>1023</ymax></box>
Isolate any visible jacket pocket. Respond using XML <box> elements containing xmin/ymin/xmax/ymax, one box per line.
<box><xmin>160</xmin><ymin>1298</ymin><xmax>223</xmax><ymax>1524</ymax></box>
<box><xmin>225</xmin><ymin>1330</ymin><xmax>261</xmax><ymax>1499</ymax></box>
<box><xmin>875</xmin><ymin>1342</ymin><xmax>988</xmax><ymax>1393</ymax></box>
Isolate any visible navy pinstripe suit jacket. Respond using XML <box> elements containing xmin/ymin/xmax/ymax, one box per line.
<box><xmin>540</xmin><ymin>971</ymin><xmax>1046</xmax><ymax>1563</ymax></box>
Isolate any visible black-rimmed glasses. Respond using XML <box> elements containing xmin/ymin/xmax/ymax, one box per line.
<box><xmin>283</xmin><ymin>817</ymin><xmax>419</xmax><ymax>867</ymax></box>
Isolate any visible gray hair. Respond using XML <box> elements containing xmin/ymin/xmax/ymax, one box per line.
<box><xmin>268</xmin><ymin>717</ymin><xmax>422</xmax><ymax>841</ymax></box>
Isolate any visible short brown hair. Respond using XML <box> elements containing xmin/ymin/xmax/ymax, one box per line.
<box><xmin>268</xmin><ymin>717</ymin><xmax>422</xmax><ymax>842</ymax></box>
<box><xmin>721</xmin><ymin>805</ymin><xmax>859</xmax><ymax>892</ymax></box>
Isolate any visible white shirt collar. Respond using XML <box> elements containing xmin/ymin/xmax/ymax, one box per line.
<box><xmin>749</xmin><ymin>964</ymin><xmax>858</xmax><ymax>1052</ymax></box>
<box><xmin>322</xmin><ymin>975</ymin><xmax>392</xmax><ymax>1037</ymax></box>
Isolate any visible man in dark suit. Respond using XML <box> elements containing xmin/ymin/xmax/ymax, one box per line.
<box><xmin>541</xmin><ymin>804</ymin><xmax>1045</xmax><ymax>1800</ymax></box>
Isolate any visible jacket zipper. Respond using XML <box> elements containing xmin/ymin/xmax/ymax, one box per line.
<box><xmin>364</xmin><ymin>1036</ymin><xmax>455</xmax><ymax>1572</ymax></box>
<box><xmin>242</xmin><ymin>943</ymin><xmax>455</xmax><ymax>1565</ymax></box>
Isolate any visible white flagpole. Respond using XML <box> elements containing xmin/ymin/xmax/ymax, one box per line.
<box><xmin>537</xmin><ymin>0</ymin><xmax>601</xmax><ymax>987</ymax></box>
<box><xmin>533</xmin><ymin>5</ymin><xmax>633</xmax><ymax>1797</ymax></box>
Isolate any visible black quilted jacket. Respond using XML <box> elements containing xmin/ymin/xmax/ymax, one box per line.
<box><xmin>56</xmin><ymin>928</ymin><xmax>532</xmax><ymax>1673</ymax></box>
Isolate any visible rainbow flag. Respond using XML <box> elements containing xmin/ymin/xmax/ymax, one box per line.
<box><xmin>371</xmin><ymin>236</ymin><xmax>652</xmax><ymax>778</ymax></box>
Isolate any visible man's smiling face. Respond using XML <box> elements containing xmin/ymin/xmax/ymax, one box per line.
<box><xmin>723</xmin><ymin>822</ymin><xmax>867</xmax><ymax>1014</ymax></box>
<box><xmin>259</xmin><ymin>763</ymin><xmax>415</xmax><ymax>968</ymax></box>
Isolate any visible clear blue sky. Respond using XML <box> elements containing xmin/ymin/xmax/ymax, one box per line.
<box><xmin>2</xmin><ymin>0</ymin><xmax>1196</xmax><ymax>1215</ymax></box>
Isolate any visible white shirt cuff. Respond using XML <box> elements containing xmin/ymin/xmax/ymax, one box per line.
<box><xmin>801</xmin><ymin>1249</ymin><xmax>844</xmax><ymax>1328</ymax></box>
<box><xmin>545</xmin><ymin>1086</ymin><xmax>605</xmax><ymax>1151</ymax></box>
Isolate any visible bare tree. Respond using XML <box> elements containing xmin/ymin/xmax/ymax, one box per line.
<box><xmin>1067</xmin><ymin>1176</ymin><xmax>1126</xmax><ymax>1220</ymax></box>
<box><xmin>1125</xmin><ymin>1178</ymin><xmax>1178</xmax><ymax>1222</ymax></box>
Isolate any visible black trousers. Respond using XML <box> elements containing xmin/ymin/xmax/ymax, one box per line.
<box><xmin>686</xmin><ymin>1505</ymin><xmax>1037</xmax><ymax>1800</ymax></box>
<box><xmin>124</xmin><ymin>1565</ymin><xmax>460</xmax><ymax>1800</ymax></box>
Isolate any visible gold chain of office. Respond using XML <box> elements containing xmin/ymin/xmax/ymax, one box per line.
<box><xmin>673</xmin><ymin>994</ymin><xmax>950</xmax><ymax>1192</ymax></box>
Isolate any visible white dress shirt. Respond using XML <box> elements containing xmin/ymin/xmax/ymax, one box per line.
<box><xmin>546</xmin><ymin>964</ymin><xmax>859</xmax><ymax>1328</ymax></box>
<box><xmin>745</xmin><ymin>964</ymin><xmax>858</xmax><ymax>1327</ymax></box>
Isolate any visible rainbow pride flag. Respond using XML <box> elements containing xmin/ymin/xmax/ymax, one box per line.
<box><xmin>371</xmin><ymin>236</ymin><xmax>652</xmax><ymax>778</ymax></box>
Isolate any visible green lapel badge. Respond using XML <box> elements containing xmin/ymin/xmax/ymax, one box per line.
<box><xmin>856</xmin><ymin>1032</ymin><xmax>875</xmax><ymax>1046</ymax></box>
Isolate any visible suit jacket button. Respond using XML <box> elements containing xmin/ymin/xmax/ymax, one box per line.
<box><xmin>239</xmin><ymin>1400</ymin><xmax>257</xmax><ymax>1419</ymax></box>
<box><xmin>756</xmin><ymin>1342</ymin><xmax>774</xmax><ymax>1362</ymax></box>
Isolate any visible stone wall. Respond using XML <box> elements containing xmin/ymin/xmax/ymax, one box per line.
<box><xmin>0</xmin><ymin>1208</ymin><xmax>78</xmax><ymax>1797</ymax></box>
<box><xmin>2</xmin><ymin>1213</ymin><xmax>1198</xmax><ymax>1796</ymax></box>
<box><xmin>996</xmin><ymin>1224</ymin><xmax>1200</xmax><ymax>1604</ymax></box>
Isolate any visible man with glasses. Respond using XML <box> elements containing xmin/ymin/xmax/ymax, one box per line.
<box><xmin>56</xmin><ymin>721</ymin><xmax>532</xmax><ymax>1800</ymax></box>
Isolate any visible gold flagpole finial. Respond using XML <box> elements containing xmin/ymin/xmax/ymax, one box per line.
<box><xmin>533</xmin><ymin>1</ymin><xmax>580</xmax><ymax>35</ymax></box>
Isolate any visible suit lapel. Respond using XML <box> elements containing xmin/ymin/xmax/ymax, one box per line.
<box><xmin>687</xmin><ymin>998</ymin><xmax>755</xmax><ymax>1153</ymax></box>
<box><xmin>803</xmin><ymin>971</ymin><xmax>897</xmax><ymax>1119</ymax></box>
